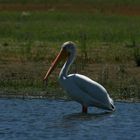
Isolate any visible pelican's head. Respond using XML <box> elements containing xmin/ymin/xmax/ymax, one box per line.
<box><xmin>61</xmin><ymin>41</ymin><xmax>76</xmax><ymax>55</ymax></box>
<box><xmin>44</xmin><ymin>41</ymin><xmax>76</xmax><ymax>81</ymax></box>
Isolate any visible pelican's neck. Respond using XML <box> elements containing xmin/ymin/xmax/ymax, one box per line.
<box><xmin>59</xmin><ymin>51</ymin><xmax>76</xmax><ymax>79</ymax></box>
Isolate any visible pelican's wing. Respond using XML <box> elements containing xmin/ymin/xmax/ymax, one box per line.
<box><xmin>72</xmin><ymin>74</ymin><xmax>111</xmax><ymax>105</ymax></box>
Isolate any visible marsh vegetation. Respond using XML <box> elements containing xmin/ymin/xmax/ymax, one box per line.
<box><xmin>0</xmin><ymin>0</ymin><xmax>140</xmax><ymax>100</ymax></box>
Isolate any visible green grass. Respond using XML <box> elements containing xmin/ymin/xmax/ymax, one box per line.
<box><xmin>0</xmin><ymin>11</ymin><xmax>139</xmax><ymax>65</ymax></box>
<box><xmin>0</xmin><ymin>11</ymin><xmax>140</xmax><ymax>43</ymax></box>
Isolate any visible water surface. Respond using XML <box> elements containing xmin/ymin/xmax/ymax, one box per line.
<box><xmin>0</xmin><ymin>99</ymin><xmax>139</xmax><ymax>140</ymax></box>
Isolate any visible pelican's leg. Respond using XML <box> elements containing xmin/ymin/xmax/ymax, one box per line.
<box><xmin>82</xmin><ymin>105</ymin><xmax>88</xmax><ymax>113</ymax></box>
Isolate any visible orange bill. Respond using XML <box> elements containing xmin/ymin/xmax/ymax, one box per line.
<box><xmin>44</xmin><ymin>48</ymin><xmax>69</xmax><ymax>81</ymax></box>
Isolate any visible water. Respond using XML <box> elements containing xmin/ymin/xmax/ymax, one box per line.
<box><xmin>0</xmin><ymin>99</ymin><xmax>139</xmax><ymax>140</ymax></box>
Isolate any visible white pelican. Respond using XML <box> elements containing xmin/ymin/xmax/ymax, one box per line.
<box><xmin>44</xmin><ymin>41</ymin><xmax>115</xmax><ymax>113</ymax></box>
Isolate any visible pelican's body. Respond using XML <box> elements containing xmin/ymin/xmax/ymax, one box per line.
<box><xmin>59</xmin><ymin>74</ymin><xmax>114</xmax><ymax>111</ymax></box>
<box><xmin>44</xmin><ymin>41</ymin><xmax>115</xmax><ymax>113</ymax></box>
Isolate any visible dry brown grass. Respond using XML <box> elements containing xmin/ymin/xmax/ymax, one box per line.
<box><xmin>0</xmin><ymin>45</ymin><xmax>140</xmax><ymax>100</ymax></box>
<box><xmin>0</xmin><ymin>3</ymin><xmax>140</xmax><ymax>16</ymax></box>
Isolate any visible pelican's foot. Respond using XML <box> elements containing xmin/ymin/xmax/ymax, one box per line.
<box><xmin>82</xmin><ymin>105</ymin><xmax>88</xmax><ymax>113</ymax></box>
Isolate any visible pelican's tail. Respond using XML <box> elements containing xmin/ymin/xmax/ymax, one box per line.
<box><xmin>108</xmin><ymin>98</ymin><xmax>115</xmax><ymax>111</ymax></box>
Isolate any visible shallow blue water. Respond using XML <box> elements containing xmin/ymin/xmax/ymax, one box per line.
<box><xmin>0</xmin><ymin>99</ymin><xmax>139</xmax><ymax>140</ymax></box>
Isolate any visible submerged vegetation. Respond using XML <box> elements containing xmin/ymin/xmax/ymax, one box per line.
<box><xmin>0</xmin><ymin>0</ymin><xmax>140</xmax><ymax>101</ymax></box>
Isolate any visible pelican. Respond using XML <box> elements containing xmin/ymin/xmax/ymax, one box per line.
<box><xmin>44</xmin><ymin>41</ymin><xmax>115</xmax><ymax>113</ymax></box>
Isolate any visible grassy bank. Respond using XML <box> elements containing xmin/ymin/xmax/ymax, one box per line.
<box><xmin>0</xmin><ymin>1</ymin><xmax>140</xmax><ymax>100</ymax></box>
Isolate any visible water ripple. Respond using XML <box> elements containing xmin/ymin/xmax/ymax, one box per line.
<box><xmin>0</xmin><ymin>99</ymin><xmax>140</xmax><ymax>140</ymax></box>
